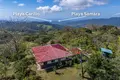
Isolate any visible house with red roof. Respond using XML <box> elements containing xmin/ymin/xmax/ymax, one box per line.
<box><xmin>32</xmin><ymin>44</ymin><xmax>73</xmax><ymax>70</ymax></box>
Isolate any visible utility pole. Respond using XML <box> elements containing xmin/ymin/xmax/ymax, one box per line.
<box><xmin>80</xmin><ymin>52</ymin><xmax>84</xmax><ymax>78</ymax></box>
<box><xmin>78</xmin><ymin>47</ymin><xmax>84</xmax><ymax>79</ymax></box>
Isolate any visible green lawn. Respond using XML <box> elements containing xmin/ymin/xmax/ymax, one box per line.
<box><xmin>34</xmin><ymin>64</ymin><xmax>89</xmax><ymax>80</ymax></box>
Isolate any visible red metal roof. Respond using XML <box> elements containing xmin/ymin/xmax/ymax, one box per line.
<box><xmin>32</xmin><ymin>44</ymin><xmax>72</xmax><ymax>63</ymax></box>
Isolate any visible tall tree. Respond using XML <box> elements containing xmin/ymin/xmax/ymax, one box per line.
<box><xmin>86</xmin><ymin>53</ymin><xmax>120</xmax><ymax>80</ymax></box>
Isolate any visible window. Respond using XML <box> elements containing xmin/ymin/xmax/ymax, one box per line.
<box><xmin>61</xmin><ymin>58</ymin><xmax>66</xmax><ymax>61</ymax></box>
<box><xmin>55</xmin><ymin>60</ymin><xmax>58</xmax><ymax>62</ymax></box>
<box><xmin>52</xmin><ymin>60</ymin><xmax>54</xmax><ymax>62</ymax></box>
<box><xmin>47</xmin><ymin>61</ymin><xmax>52</xmax><ymax>64</ymax></box>
<box><xmin>44</xmin><ymin>62</ymin><xmax>47</xmax><ymax>65</ymax></box>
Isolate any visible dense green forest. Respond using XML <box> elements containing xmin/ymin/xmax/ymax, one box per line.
<box><xmin>0</xmin><ymin>22</ymin><xmax>120</xmax><ymax>80</ymax></box>
<box><xmin>0</xmin><ymin>21</ymin><xmax>62</xmax><ymax>33</ymax></box>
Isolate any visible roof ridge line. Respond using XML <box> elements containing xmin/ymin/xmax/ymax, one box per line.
<box><xmin>50</xmin><ymin>45</ymin><xmax>58</xmax><ymax>59</ymax></box>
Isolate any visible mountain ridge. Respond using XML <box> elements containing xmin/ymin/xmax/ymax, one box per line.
<box><xmin>58</xmin><ymin>17</ymin><xmax>120</xmax><ymax>27</ymax></box>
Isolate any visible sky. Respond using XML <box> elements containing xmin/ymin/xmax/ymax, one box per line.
<box><xmin>0</xmin><ymin>0</ymin><xmax>120</xmax><ymax>21</ymax></box>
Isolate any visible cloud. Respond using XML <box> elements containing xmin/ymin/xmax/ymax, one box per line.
<box><xmin>13</xmin><ymin>1</ymin><xmax>17</xmax><ymax>4</ymax></box>
<box><xmin>92</xmin><ymin>0</ymin><xmax>107</xmax><ymax>5</ymax></box>
<box><xmin>18</xmin><ymin>3</ymin><xmax>25</xmax><ymax>7</ymax></box>
<box><xmin>36</xmin><ymin>5</ymin><xmax>62</xmax><ymax>13</ymax></box>
<box><xmin>59</xmin><ymin>0</ymin><xmax>108</xmax><ymax>10</ymax></box>
<box><xmin>54</xmin><ymin>0</ymin><xmax>60</xmax><ymax>3</ymax></box>
<box><xmin>37</xmin><ymin>0</ymin><xmax>43</xmax><ymax>3</ymax></box>
<box><xmin>36</xmin><ymin>6</ymin><xmax>50</xmax><ymax>13</ymax></box>
<box><xmin>51</xmin><ymin>5</ymin><xmax>62</xmax><ymax>12</ymax></box>
<box><xmin>113</xmin><ymin>13</ymin><xmax>120</xmax><ymax>16</ymax></box>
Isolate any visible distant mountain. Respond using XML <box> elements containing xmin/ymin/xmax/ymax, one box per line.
<box><xmin>59</xmin><ymin>17</ymin><xmax>120</xmax><ymax>27</ymax></box>
<box><xmin>1</xmin><ymin>17</ymin><xmax>120</xmax><ymax>33</ymax></box>
<box><xmin>0</xmin><ymin>21</ymin><xmax>64</xmax><ymax>33</ymax></box>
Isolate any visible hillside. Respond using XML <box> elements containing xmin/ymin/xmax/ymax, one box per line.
<box><xmin>0</xmin><ymin>21</ymin><xmax>63</xmax><ymax>33</ymax></box>
<box><xmin>1</xmin><ymin>17</ymin><xmax>120</xmax><ymax>33</ymax></box>
<box><xmin>0</xmin><ymin>24</ymin><xmax>120</xmax><ymax>80</ymax></box>
<box><xmin>60</xmin><ymin>17</ymin><xmax>120</xmax><ymax>27</ymax></box>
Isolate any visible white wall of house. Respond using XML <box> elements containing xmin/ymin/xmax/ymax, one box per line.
<box><xmin>37</xmin><ymin>62</ymin><xmax>42</xmax><ymax>70</ymax></box>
